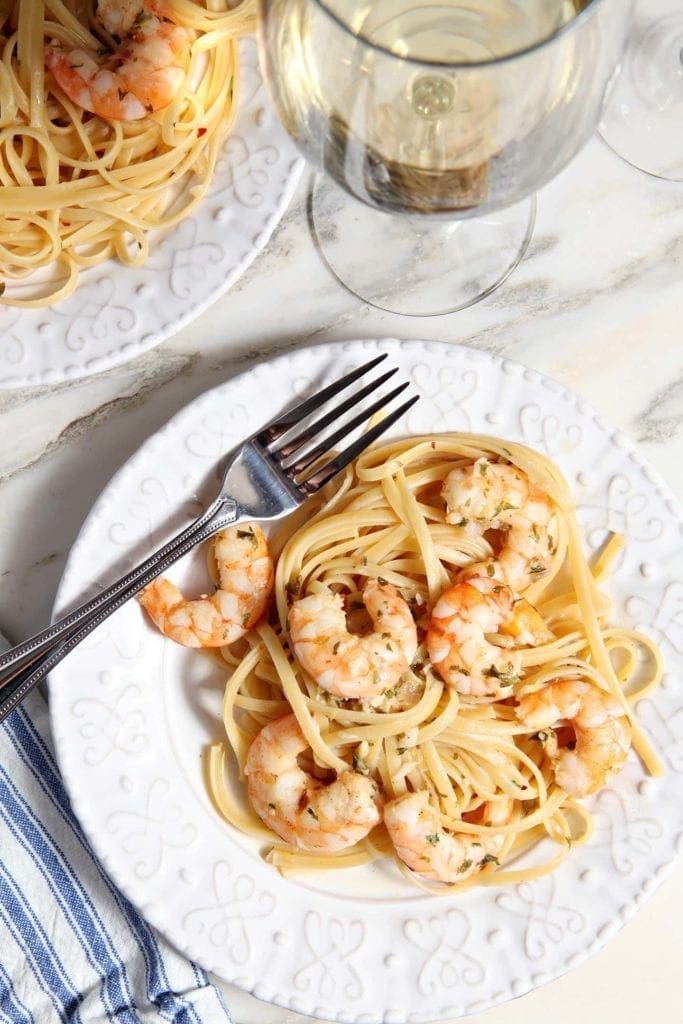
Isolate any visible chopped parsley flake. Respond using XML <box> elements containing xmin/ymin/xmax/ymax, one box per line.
<box><xmin>485</xmin><ymin>664</ymin><xmax>518</xmax><ymax>686</ymax></box>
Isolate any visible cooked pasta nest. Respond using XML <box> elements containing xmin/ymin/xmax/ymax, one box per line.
<box><xmin>205</xmin><ymin>433</ymin><xmax>664</xmax><ymax>892</ymax></box>
<box><xmin>0</xmin><ymin>0</ymin><xmax>255</xmax><ymax>306</ymax></box>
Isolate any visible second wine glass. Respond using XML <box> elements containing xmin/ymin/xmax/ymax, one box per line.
<box><xmin>258</xmin><ymin>1</ymin><xmax>631</xmax><ymax>315</ymax></box>
<box><xmin>599</xmin><ymin>0</ymin><xmax>683</xmax><ymax>181</ymax></box>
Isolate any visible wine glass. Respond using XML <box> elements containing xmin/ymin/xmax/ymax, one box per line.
<box><xmin>257</xmin><ymin>1</ymin><xmax>631</xmax><ymax>316</ymax></box>
<box><xmin>599</xmin><ymin>0</ymin><xmax>683</xmax><ymax>181</ymax></box>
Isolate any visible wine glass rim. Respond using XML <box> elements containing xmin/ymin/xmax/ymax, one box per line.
<box><xmin>311</xmin><ymin>0</ymin><xmax>607</xmax><ymax>69</ymax></box>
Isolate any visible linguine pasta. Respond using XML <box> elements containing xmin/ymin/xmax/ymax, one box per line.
<box><xmin>0</xmin><ymin>0</ymin><xmax>254</xmax><ymax>307</ymax></box>
<box><xmin>207</xmin><ymin>434</ymin><xmax>664</xmax><ymax>892</ymax></box>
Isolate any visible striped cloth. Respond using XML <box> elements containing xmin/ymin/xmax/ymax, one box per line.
<box><xmin>0</xmin><ymin>634</ymin><xmax>233</xmax><ymax>1024</ymax></box>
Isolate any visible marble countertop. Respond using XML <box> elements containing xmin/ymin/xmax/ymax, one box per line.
<box><xmin>1</xmin><ymin>129</ymin><xmax>681</xmax><ymax>1024</ymax></box>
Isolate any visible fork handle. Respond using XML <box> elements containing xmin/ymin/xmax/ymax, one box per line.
<box><xmin>0</xmin><ymin>497</ymin><xmax>239</xmax><ymax>723</ymax></box>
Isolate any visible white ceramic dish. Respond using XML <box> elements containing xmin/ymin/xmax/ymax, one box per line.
<box><xmin>0</xmin><ymin>37</ymin><xmax>303</xmax><ymax>390</ymax></box>
<box><xmin>49</xmin><ymin>338</ymin><xmax>683</xmax><ymax>1024</ymax></box>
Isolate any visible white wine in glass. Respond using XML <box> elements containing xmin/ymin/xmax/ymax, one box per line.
<box><xmin>259</xmin><ymin>1</ymin><xmax>630</xmax><ymax>314</ymax></box>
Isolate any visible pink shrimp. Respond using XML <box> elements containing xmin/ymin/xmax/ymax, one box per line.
<box><xmin>426</xmin><ymin>576</ymin><xmax>521</xmax><ymax>696</ymax></box>
<box><xmin>516</xmin><ymin>679</ymin><xmax>632</xmax><ymax>796</ymax></box>
<box><xmin>138</xmin><ymin>524</ymin><xmax>274</xmax><ymax>648</ymax></box>
<box><xmin>245</xmin><ymin>714</ymin><xmax>383</xmax><ymax>852</ymax></box>
<box><xmin>384</xmin><ymin>790</ymin><xmax>513</xmax><ymax>883</ymax></box>
<box><xmin>442</xmin><ymin>457</ymin><xmax>555</xmax><ymax>591</ymax></box>
<box><xmin>426</xmin><ymin>577</ymin><xmax>553</xmax><ymax>697</ymax></box>
<box><xmin>288</xmin><ymin>580</ymin><xmax>418</xmax><ymax>700</ymax></box>
<box><xmin>45</xmin><ymin>0</ymin><xmax>190</xmax><ymax>121</ymax></box>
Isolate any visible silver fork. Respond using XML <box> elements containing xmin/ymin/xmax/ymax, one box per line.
<box><xmin>0</xmin><ymin>355</ymin><xmax>418</xmax><ymax>723</ymax></box>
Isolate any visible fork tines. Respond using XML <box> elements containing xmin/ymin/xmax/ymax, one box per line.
<box><xmin>297</xmin><ymin>392</ymin><xmax>419</xmax><ymax>495</ymax></box>
<box><xmin>258</xmin><ymin>354</ymin><xmax>419</xmax><ymax>496</ymax></box>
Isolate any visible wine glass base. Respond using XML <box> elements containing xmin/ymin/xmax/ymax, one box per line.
<box><xmin>598</xmin><ymin>1</ymin><xmax>683</xmax><ymax>181</ymax></box>
<box><xmin>308</xmin><ymin>176</ymin><xmax>536</xmax><ymax>317</ymax></box>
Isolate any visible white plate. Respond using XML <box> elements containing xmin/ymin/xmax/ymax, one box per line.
<box><xmin>0</xmin><ymin>38</ymin><xmax>303</xmax><ymax>390</ymax></box>
<box><xmin>49</xmin><ymin>339</ymin><xmax>683</xmax><ymax>1024</ymax></box>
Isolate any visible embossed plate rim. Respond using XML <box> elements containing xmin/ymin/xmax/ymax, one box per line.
<box><xmin>48</xmin><ymin>338</ymin><xmax>683</xmax><ymax>1023</ymax></box>
<box><xmin>0</xmin><ymin>36</ymin><xmax>304</xmax><ymax>391</ymax></box>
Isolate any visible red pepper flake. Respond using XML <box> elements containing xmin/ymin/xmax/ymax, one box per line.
<box><xmin>197</xmin><ymin>127</ymin><xmax>207</xmax><ymax>137</ymax></box>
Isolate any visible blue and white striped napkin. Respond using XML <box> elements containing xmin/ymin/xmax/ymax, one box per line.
<box><xmin>0</xmin><ymin>634</ymin><xmax>233</xmax><ymax>1024</ymax></box>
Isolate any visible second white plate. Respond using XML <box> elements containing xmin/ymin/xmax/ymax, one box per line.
<box><xmin>0</xmin><ymin>37</ymin><xmax>303</xmax><ymax>390</ymax></box>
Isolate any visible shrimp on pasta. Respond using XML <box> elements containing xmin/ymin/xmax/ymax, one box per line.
<box><xmin>517</xmin><ymin>679</ymin><xmax>632</xmax><ymax>797</ymax></box>
<box><xmin>442</xmin><ymin>456</ymin><xmax>556</xmax><ymax>590</ymax></box>
<box><xmin>426</xmin><ymin>576</ymin><xmax>520</xmax><ymax>696</ymax></box>
<box><xmin>426</xmin><ymin>576</ymin><xmax>551</xmax><ymax>696</ymax></box>
<box><xmin>245</xmin><ymin>714</ymin><xmax>383</xmax><ymax>852</ymax></box>
<box><xmin>288</xmin><ymin>580</ymin><xmax>418</xmax><ymax>700</ymax></box>
<box><xmin>46</xmin><ymin>0</ymin><xmax>190</xmax><ymax>121</ymax></box>
<box><xmin>384</xmin><ymin>791</ymin><xmax>513</xmax><ymax>883</ymax></box>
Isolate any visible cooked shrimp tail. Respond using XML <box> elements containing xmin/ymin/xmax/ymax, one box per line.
<box><xmin>500</xmin><ymin>598</ymin><xmax>555</xmax><ymax>646</ymax></box>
